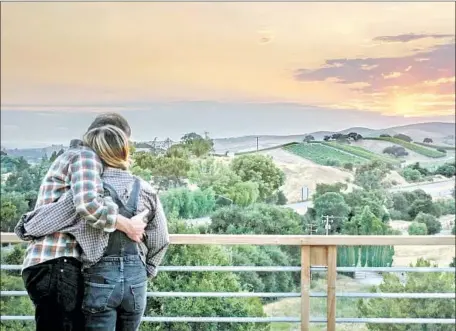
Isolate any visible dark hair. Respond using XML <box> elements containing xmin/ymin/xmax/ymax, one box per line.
<box><xmin>87</xmin><ymin>113</ymin><xmax>131</xmax><ymax>138</ymax></box>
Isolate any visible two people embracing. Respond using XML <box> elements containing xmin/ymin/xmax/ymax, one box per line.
<box><xmin>15</xmin><ymin>113</ymin><xmax>170</xmax><ymax>331</ymax></box>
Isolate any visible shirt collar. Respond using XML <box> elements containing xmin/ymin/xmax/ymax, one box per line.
<box><xmin>103</xmin><ymin>167</ymin><xmax>131</xmax><ymax>178</ymax></box>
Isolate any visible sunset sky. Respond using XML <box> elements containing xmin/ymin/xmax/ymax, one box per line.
<box><xmin>1</xmin><ymin>2</ymin><xmax>455</xmax><ymax>146</ymax></box>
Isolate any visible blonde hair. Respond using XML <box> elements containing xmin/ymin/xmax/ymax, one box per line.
<box><xmin>83</xmin><ymin>125</ymin><xmax>130</xmax><ymax>170</ymax></box>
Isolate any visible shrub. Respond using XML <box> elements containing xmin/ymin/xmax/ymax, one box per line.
<box><xmin>402</xmin><ymin>167</ymin><xmax>422</xmax><ymax>182</ymax></box>
<box><xmin>434</xmin><ymin>163</ymin><xmax>456</xmax><ymax>178</ymax></box>
<box><xmin>414</xmin><ymin>212</ymin><xmax>442</xmax><ymax>235</ymax></box>
<box><xmin>434</xmin><ymin>199</ymin><xmax>456</xmax><ymax>215</ymax></box>
<box><xmin>437</xmin><ymin>148</ymin><xmax>447</xmax><ymax>154</ymax></box>
<box><xmin>389</xmin><ymin>209</ymin><xmax>406</xmax><ymax>221</ymax></box>
<box><xmin>408</xmin><ymin>222</ymin><xmax>428</xmax><ymax>235</ymax></box>
<box><xmin>276</xmin><ymin>191</ymin><xmax>288</xmax><ymax>205</ymax></box>
<box><xmin>325</xmin><ymin>159</ymin><xmax>341</xmax><ymax>167</ymax></box>
<box><xmin>393</xmin><ymin>133</ymin><xmax>413</xmax><ymax>142</ymax></box>
<box><xmin>408</xmin><ymin>199</ymin><xmax>441</xmax><ymax>219</ymax></box>
<box><xmin>343</xmin><ymin>162</ymin><xmax>354</xmax><ymax>171</ymax></box>
<box><xmin>380</xmin><ymin>134</ymin><xmax>391</xmax><ymax>138</ymax></box>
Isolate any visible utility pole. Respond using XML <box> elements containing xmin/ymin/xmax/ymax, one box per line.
<box><xmin>306</xmin><ymin>221</ymin><xmax>318</xmax><ymax>235</ymax></box>
<box><xmin>322</xmin><ymin>215</ymin><xmax>334</xmax><ymax>236</ymax></box>
<box><xmin>256</xmin><ymin>136</ymin><xmax>259</xmax><ymax>151</ymax></box>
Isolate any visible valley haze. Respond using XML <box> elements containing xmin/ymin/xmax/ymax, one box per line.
<box><xmin>1</xmin><ymin>104</ymin><xmax>455</xmax><ymax>149</ymax></box>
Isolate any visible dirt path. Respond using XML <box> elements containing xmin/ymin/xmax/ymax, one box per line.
<box><xmin>260</xmin><ymin>149</ymin><xmax>356</xmax><ymax>203</ymax></box>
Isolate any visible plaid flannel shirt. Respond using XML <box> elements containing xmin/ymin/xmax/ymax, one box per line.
<box><xmin>18</xmin><ymin>140</ymin><xmax>119</xmax><ymax>271</ymax></box>
<box><xmin>16</xmin><ymin>167</ymin><xmax>170</xmax><ymax>278</ymax></box>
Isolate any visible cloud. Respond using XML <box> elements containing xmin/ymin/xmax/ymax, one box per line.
<box><xmin>373</xmin><ymin>33</ymin><xmax>454</xmax><ymax>43</ymax></box>
<box><xmin>294</xmin><ymin>42</ymin><xmax>455</xmax><ymax>94</ymax></box>
<box><xmin>294</xmin><ymin>41</ymin><xmax>455</xmax><ymax>115</ymax></box>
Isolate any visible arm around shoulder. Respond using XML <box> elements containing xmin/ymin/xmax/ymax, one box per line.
<box><xmin>69</xmin><ymin>149</ymin><xmax>119</xmax><ymax>232</ymax></box>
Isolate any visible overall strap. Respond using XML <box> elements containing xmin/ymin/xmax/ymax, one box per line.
<box><xmin>124</xmin><ymin>177</ymin><xmax>141</xmax><ymax>214</ymax></box>
<box><xmin>103</xmin><ymin>182</ymin><xmax>125</xmax><ymax>210</ymax></box>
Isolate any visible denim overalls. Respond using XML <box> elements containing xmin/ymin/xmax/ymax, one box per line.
<box><xmin>82</xmin><ymin>178</ymin><xmax>148</xmax><ymax>331</ymax></box>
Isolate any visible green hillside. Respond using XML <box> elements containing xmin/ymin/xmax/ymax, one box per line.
<box><xmin>365</xmin><ymin>137</ymin><xmax>446</xmax><ymax>158</ymax></box>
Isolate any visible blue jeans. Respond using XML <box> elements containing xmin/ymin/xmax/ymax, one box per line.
<box><xmin>81</xmin><ymin>255</ymin><xmax>147</xmax><ymax>331</ymax></box>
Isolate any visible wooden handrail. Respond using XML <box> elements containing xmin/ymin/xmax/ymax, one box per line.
<box><xmin>2</xmin><ymin>232</ymin><xmax>455</xmax><ymax>331</ymax></box>
<box><xmin>3</xmin><ymin>233</ymin><xmax>455</xmax><ymax>246</ymax></box>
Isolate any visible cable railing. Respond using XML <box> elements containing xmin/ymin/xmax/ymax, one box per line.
<box><xmin>1</xmin><ymin>233</ymin><xmax>455</xmax><ymax>331</ymax></box>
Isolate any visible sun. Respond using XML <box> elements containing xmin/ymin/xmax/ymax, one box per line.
<box><xmin>392</xmin><ymin>95</ymin><xmax>417</xmax><ymax>117</ymax></box>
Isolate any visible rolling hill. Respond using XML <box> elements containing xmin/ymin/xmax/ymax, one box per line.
<box><xmin>212</xmin><ymin>122</ymin><xmax>455</xmax><ymax>154</ymax></box>
<box><xmin>4</xmin><ymin>122</ymin><xmax>455</xmax><ymax>159</ymax></box>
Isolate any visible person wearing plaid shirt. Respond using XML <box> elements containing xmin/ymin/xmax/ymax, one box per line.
<box><xmin>15</xmin><ymin>113</ymin><xmax>148</xmax><ymax>331</ymax></box>
<box><xmin>18</xmin><ymin>125</ymin><xmax>169</xmax><ymax>331</ymax></box>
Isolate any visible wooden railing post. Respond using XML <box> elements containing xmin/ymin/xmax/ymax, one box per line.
<box><xmin>327</xmin><ymin>246</ymin><xmax>337</xmax><ymax>331</ymax></box>
<box><xmin>301</xmin><ymin>246</ymin><xmax>311</xmax><ymax>331</ymax></box>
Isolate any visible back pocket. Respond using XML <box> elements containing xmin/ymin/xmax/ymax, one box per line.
<box><xmin>82</xmin><ymin>281</ymin><xmax>116</xmax><ymax>313</ymax></box>
<box><xmin>131</xmin><ymin>281</ymin><xmax>147</xmax><ymax>312</ymax></box>
<box><xmin>23</xmin><ymin>264</ymin><xmax>52</xmax><ymax>304</ymax></box>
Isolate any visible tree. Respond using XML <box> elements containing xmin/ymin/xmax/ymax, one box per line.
<box><xmin>340</xmin><ymin>206</ymin><xmax>394</xmax><ymax>269</ymax></box>
<box><xmin>210</xmin><ymin>204</ymin><xmax>303</xmax><ymax>285</ymax></box>
<box><xmin>358</xmin><ymin>259</ymin><xmax>455</xmax><ymax>331</ymax></box>
<box><xmin>132</xmin><ymin>152</ymin><xmax>191</xmax><ymax>191</ymax></box>
<box><xmin>408</xmin><ymin>222</ymin><xmax>428</xmax><ymax>235</ymax></box>
<box><xmin>49</xmin><ymin>151</ymin><xmax>58</xmax><ymax>162</ymax></box>
<box><xmin>313</xmin><ymin>192</ymin><xmax>350</xmax><ymax>233</ymax></box>
<box><xmin>452</xmin><ymin>223</ymin><xmax>455</xmax><ymax>235</ymax></box>
<box><xmin>313</xmin><ymin>182</ymin><xmax>348</xmax><ymax>200</ymax></box>
<box><xmin>391</xmin><ymin>192</ymin><xmax>409</xmax><ymax>214</ymax></box>
<box><xmin>383</xmin><ymin>146</ymin><xmax>408</xmax><ymax>157</ymax></box>
<box><xmin>409</xmin><ymin>162</ymin><xmax>430</xmax><ymax>176</ymax></box>
<box><xmin>160</xmin><ymin>188</ymin><xmax>216</xmax><ymax>219</ymax></box>
<box><xmin>166</xmin><ymin>144</ymin><xmax>190</xmax><ymax>159</ymax></box>
<box><xmin>323</xmin><ymin>135</ymin><xmax>331</xmax><ymax>141</ymax></box>
<box><xmin>15</xmin><ymin>157</ymin><xmax>30</xmax><ymax>172</ymax></box>
<box><xmin>393</xmin><ymin>133</ymin><xmax>413</xmax><ymax>142</ymax></box>
<box><xmin>224</xmin><ymin>181</ymin><xmax>260</xmax><ymax>207</ymax></box>
<box><xmin>180</xmin><ymin>132</ymin><xmax>214</xmax><ymax>157</ymax></box>
<box><xmin>210</xmin><ymin>204</ymin><xmax>303</xmax><ymax>236</ymax></box>
<box><xmin>423</xmin><ymin>137</ymin><xmax>433</xmax><ymax>143</ymax></box>
<box><xmin>231</xmin><ymin>154</ymin><xmax>285</xmax><ymax>201</ymax></box>
<box><xmin>354</xmin><ymin>161</ymin><xmax>391</xmax><ymax>190</ymax></box>
<box><xmin>408</xmin><ymin>199</ymin><xmax>441</xmax><ymax>220</ymax></box>
<box><xmin>343</xmin><ymin>163</ymin><xmax>354</xmax><ymax>171</ymax></box>
<box><xmin>181</xmin><ymin>132</ymin><xmax>204</xmax><ymax>145</ymax></box>
<box><xmin>303</xmin><ymin>135</ymin><xmax>315</xmax><ymax>143</ymax></box>
<box><xmin>231</xmin><ymin>245</ymin><xmax>296</xmax><ymax>299</ymax></box>
<box><xmin>188</xmin><ymin>158</ymin><xmax>259</xmax><ymax>207</ymax></box>
<box><xmin>348</xmin><ymin>132</ymin><xmax>363</xmax><ymax>141</ymax></box>
<box><xmin>343</xmin><ymin>206</ymin><xmax>386</xmax><ymax>235</ymax></box>
<box><xmin>414</xmin><ymin>212</ymin><xmax>442</xmax><ymax>235</ymax></box>
<box><xmin>145</xmin><ymin>220</ymin><xmax>267</xmax><ymax>331</ymax></box>
<box><xmin>0</xmin><ymin>200</ymin><xmax>17</xmax><ymax>232</ymax></box>
<box><xmin>344</xmin><ymin>189</ymin><xmax>391</xmax><ymax>223</ymax></box>
<box><xmin>380</xmin><ymin>134</ymin><xmax>391</xmax><ymax>138</ymax></box>
<box><xmin>276</xmin><ymin>191</ymin><xmax>288</xmax><ymax>205</ymax></box>
<box><xmin>434</xmin><ymin>163</ymin><xmax>456</xmax><ymax>178</ymax></box>
<box><xmin>402</xmin><ymin>167</ymin><xmax>422</xmax><ymax>182</ymax></box>
<box><xmin>0</xmin><ymin>247</ymin><xmax>34</xmax><ymax>331</ymax></box>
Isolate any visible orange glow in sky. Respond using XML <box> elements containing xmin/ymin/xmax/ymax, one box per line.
<box><xmin>1</xmin><ymin>2</ymin><xmax>455</xmax><ymax>117</ymax></box>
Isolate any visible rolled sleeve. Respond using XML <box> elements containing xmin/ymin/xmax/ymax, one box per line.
<box><xmin>69</xmin><ymin>149</ymin><xmax>119</xmax><ymax>232</ymax></box>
